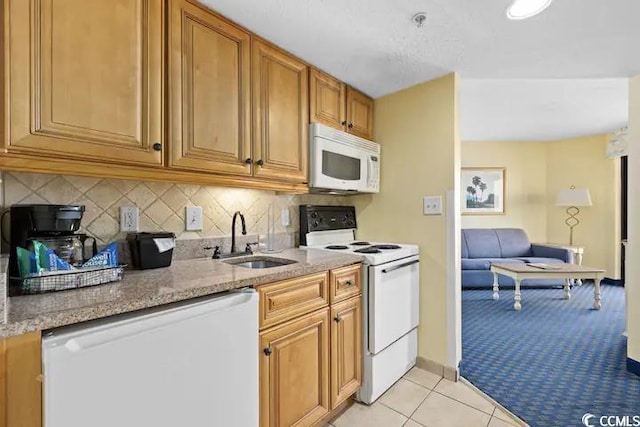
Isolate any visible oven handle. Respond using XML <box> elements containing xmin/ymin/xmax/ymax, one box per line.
<box><xmin>382</xmin><ymin>259</ymin><xmax>420</xmax><ymax>274</ymax></box>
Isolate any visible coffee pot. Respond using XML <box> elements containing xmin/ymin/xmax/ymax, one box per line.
<box><xmin>33</xmin><ymin>234</ymin><xmax>98</xmax><ymax>267</ymax></box>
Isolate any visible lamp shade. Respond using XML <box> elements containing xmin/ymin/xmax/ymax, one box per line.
<box><xmin>556</xmin><ymin>187</ymin><xmax>592</xmax><ymax>207</ymax></box>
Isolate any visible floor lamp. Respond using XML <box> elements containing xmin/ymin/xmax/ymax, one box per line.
<box><xmin>556</xmin><ymin>186</ymin><xmax>592</xmax><ymax>245</ymax></box>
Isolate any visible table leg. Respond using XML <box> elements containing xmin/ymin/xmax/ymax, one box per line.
<box><xmin>492</xmin><ymin>272</ymin><xmax>500</xmax><ymax>301</ymax></box>
<box><xmin>514</xmin><ymin>279</ymin><xmax>522</xmax><ymax>311</ymax></box>
<box><xmin>576</xmin><ymin>252</ymin><xmax>583</xmax><ymax>286</ymax></box>
<box><xmin>593</xmin><ymin>278</ymin><xmax>602</xmax><ymax>310</ymax></box>
<box><xmin>563</xmin><ymin>279</ymin><xmax>571</xmax><ymax>300</ymax></box>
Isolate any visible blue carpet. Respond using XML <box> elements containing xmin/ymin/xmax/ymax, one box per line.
<box><xmin>460</xmin><ymin>285</ymin><xmax>640</xmax><ymax>427</ymax></box>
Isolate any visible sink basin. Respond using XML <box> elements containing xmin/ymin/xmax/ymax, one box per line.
<box><xmin>225</xmin><ymin>257</ymin><xmax>297</xmax><ymax>269</ymax></box>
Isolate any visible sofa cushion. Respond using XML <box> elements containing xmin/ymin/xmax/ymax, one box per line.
<box><xmin>462</xmin><ymin>258</ymin><xmax>526</xmax><ymax>270</ymax></box>
<box><xmin>513</xmin><ymin>257</ymin><xmax>565</xmax><ymax>264</ymax></box>
<box><xmin>494</xmin><ymin>228</ymin><xmax>532</xmax><ymax>257</ymax></box>
<box><xmin>462</xmin><ymin>259</ymin><xmax>490</xmax><ymax>270</ymax></box>
<box><xmin>462</xmin><ymin>229</ymin><xmax>502</xmax><ymax>258</ymax></box>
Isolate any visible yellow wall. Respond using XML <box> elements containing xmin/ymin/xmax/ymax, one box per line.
<box><xmin>353</xmin><ymin>74</ymin><xmax>460</xmax><ymax>366</ymax></box>
<box><xmin>461</xmin><ymin>141</ymin><xmax>548</xmax><ymax>242</ymax></box>
<box><xmin>546</xmin><ymin>135</ymin><xmax>620</xmax><ymax>277</ymax></box>
<box><xmin>627</xmin><ymin>75</ymin><xmax>640</xmax><ymax>363</ymax></box>
<box><xmin>461</xmin><ymin>136</ymin><xmax>620</xmax><ymax>278</ymax></box>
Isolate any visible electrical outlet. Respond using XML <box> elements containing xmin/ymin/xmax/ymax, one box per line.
<box><xmin>120</xmin><ymin>206</ymin><xmax>139</xmax><ymax>232</ymax></box>
<box><xmin>281</xmin><ymin>208</ymin><xmax>290</xmax><ymax>226</ymax></box>
<box><xmin>423</xmin><ymin>196</ymin><xmax>443</xmax><ymax>215</ymax></box>
<box><xmin>185</xmin><ymin>206</ymin><xmax>203</xmax><ymax>231</ymax></box>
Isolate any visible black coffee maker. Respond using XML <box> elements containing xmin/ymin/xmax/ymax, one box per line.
<box><xmin>6</xmin><ymin>204</ymin><xmax>97</xmax><ymax>295</ymax></box>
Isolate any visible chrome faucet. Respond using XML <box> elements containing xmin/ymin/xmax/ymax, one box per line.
<box><xmin>231</xmin><ymin>211</ymin><xmax>247</xmax><ymax>254</ymax></box>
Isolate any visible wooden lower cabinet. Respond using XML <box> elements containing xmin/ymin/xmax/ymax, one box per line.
<box><xmin>0</xmin><ymin>332</ymin><xmax>42</xmax><ymax>427</ymax></box>
<box><xmin>330</xmin><ymin>296</ymin><xmax>362</xmax><ymax>409</ymax></box>
<box><xmin>260</xmin><ymin>308</ymin><xmax>331</xmax><ymax>427</ymax></box>
<box><xmin>259</xmin><ymin>266</ymin><xmax>362</xmax><ymax>427</ymax></box>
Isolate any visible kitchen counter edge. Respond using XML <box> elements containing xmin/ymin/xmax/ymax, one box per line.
<box><xmin>0</xmin><ymin>249</ymin><xmax>362</xmax><ymax>338</ymax></box>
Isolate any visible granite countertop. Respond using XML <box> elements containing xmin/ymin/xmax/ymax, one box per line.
<box><xmin>0</xmin><ymin>249</ymin><xmax>362</xmax><ymax>338</ymax></box>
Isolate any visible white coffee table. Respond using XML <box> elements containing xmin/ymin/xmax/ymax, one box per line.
<box><xmin>490</xmin><ymin>263</ymin><xmax>606</xmax><ymax>311</ymax></box>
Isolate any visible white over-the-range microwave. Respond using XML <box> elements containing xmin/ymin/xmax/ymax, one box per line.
<box><xmin>309</xmin><ymin>123</ymin><xmax>380</xmax><ymax>194</ymax></box>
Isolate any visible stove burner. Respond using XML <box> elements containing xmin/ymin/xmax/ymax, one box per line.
<box><xmin>326</xmin><ymin>245</ymin><xmax>349</xmax><ymax>250</ymax></box>
<box><xmin>371</xmin><ymin>244</ymin><xmax>401</xmax><ymax>250</ymax></box>
<box><xmin>354</xmin><ymin>247</ymin><xmax>382</xmax><ymax>254</ymax></box>
<box><xmin>350</xmin><ymin>241</ymin><xmax>371</xmax><ymax>246</ymax></box>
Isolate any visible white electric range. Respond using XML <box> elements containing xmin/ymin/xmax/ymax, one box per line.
<box><xmin>300</xmin><ymin>205</ymin><xmax>420</xmax><ymax>404</ymax></box>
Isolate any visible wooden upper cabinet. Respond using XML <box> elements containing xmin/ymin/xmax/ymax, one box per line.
<box><xmin>168</xmin><ymin>0</ymin><xmax>252</xmax><ymax>175</ymax></box>
<box><xmin>4</xmin><ymin>0</ymin><xmax>163</xmax><ymax>166</ymax></box>
<box><xmin>346</xmin><ymin>87</ymin><xmax>375</xmax><ymax>140</ymax></box>
<box><xmin>252</xmin><ymin>40</ymin><xmax>309</xmax><ymax>183</ymax></box>
<box><xmin>330</xmin><ymin>296</ymin><xmax>362</xmax><ymax>409</ymax></box>
<box><xmin>260</xmin><ymin>308</ymin><xmax>330</xmax><ymax>427</ymax></box>
<box><xmin>309</xmin><ymin>69</ymin><xmax>346</xmax><ymax>131</ymax></box>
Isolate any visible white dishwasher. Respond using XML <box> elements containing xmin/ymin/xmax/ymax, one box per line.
<box><xmin>42</xmin><ymin>289</ymin><xmax>258</xmax><ymax>427</ymax></box>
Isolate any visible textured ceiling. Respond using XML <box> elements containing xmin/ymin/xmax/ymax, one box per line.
<box><xmin>202</xmin><ymin>0</ymin><xmax>640</xmax><ymax>97</ymax></box>
<box><xmin>459</xmin><ymin>79</ymin><xmax>629</xmax><ymax>141</ymax></box>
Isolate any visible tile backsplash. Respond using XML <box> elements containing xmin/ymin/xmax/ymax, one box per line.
<box><xmin>1</xmin><ymin>172</ymin><xmax>345</xmax><ymax>246</ymax></box>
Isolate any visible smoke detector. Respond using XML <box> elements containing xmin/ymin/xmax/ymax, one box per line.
<box><xmin>412</xmin><ymin>12</ymin><xmax>427</xmax><ymax>28</ymax></box>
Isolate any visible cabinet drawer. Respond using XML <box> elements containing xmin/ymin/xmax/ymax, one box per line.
<box><xmin>258</xmin><ymin>272</ymin><xmax>329</xmax><ymax>329</ymax></box>
<box><xmin>330</xmin><ymin>264</ymin><xmax>362</xmax><ymax>303</ymax></box>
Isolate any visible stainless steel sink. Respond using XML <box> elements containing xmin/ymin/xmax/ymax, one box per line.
<box><xmin>225</xmin><ymin>257</ymin><xmax>297</xmax><ymax>269</ymax></box>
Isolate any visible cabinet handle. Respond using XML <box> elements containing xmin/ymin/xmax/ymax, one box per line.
<box><xmin>348</xmin><ymin>123</ymin><xmax>354</xmax><ymax>129</ymax></box>
<box><xmin>263</xmin><ymin>347</ymin><xmax>272</xmax><ymax>356</ymax></box>
<box><xmin>256</xmin><ymin>159</ymin><xmax>264</xmax><ymax>166</ymax></box>
<box><xmin>341</xmin><ymin>121</ymin><xmax>347</xmax><ymax>126</ymax></box>
<box><xmin>344</xmin><ymin>280</ymin><xmax>353</xmax><ymax>286</ymax></box>
<box><xmin>152</xmin><ymin>143</ymin><xmax>162</xmax><ymax>151</ymax></box>
<box><xmin>245</xmin><ymin>158</ymin><xmax>253</xmax><ymax>165</ymax></box>
<box><xmin>334</xmin><ymin>315</ymin><xmax>342</xmax><ymax>323</ymax></box>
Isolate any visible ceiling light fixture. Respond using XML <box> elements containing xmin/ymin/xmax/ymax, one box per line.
<box><xmin>412</xmin><ymin>12</ymin><xmax>427</xmax><ymax>28</ymax></box>
<box><xmin>506</xmin><ymin>0</ymin><xmax>553</xmax><ymax>20</ymax></box>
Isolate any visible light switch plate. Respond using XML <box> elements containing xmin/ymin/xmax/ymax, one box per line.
<box><xmin>120</xmin><ymin>206</ymin><xmax>139</xmax><ymax>232</ymax></box>
<box><xmin>281</xmin><ymin>208</ymin><xmax>290</xmax><ymax>226</ymax></box>
<box><xmin>185</xmin><ymin>206</ymin><xmax>203</xmax><ymax>231</ymax></box>
<box><xmin>423</xmin><ymin>196</ymin><xmax>443</xmax><ymax>215</ymax></box>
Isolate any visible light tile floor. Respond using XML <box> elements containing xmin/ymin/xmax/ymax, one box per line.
<box><xmin>329</xmin><ymin>367</ymin><xmax>527</xmax><ymax>427</ymax></box>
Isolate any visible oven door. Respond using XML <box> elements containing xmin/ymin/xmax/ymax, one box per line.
<box><xmin>368</xmin><ymin>255</ymin><xmax>420</xmax><ymax>354</ymax></box>
<box><xmin>311</xmin><ymin>135</ymin><xmax>368</xmax><ymax>191</ymax></box>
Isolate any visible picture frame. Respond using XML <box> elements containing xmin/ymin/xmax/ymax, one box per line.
<box><xmin>461</xmin><ymin>167</ymin><xmax>506</xmax><ymax>215</ymax></box>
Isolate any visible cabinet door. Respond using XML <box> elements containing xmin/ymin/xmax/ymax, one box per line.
<box><xmin>252</xmin><ymin>40</ymin><xmax>309</xmax><ymax>183</ymax></box>
<box><xmin>309</xmin><ymin>69</ymin><xmax>346</xmax><ymax>131</ymax></box>
<box><xmin>0</xmin><ymin>332</ymin><xmax>42</xmax><ymax>427</ymax></box>
<box><xmin>346</xmin><ymin>87</ymin><xmax>375</xmax><ymax>140</ymax></box>
<box><xmin>260</xmin><ymin>309</ymin><xmax>330</xmax><ymax>427</ymax></box>
<box><xmin>5</xmin><ymin>0</ymin><xmax>163</xmax><ymax>166</ymax></box>
<box><xmin>168</xmin><ymin>0</ymin><xmax>252</xmax><ymax>175</ymax></box>
<box><xmin>330</xmin><ymin>296</ymin><xmax>362</xmax><ymax>409</ymax></box>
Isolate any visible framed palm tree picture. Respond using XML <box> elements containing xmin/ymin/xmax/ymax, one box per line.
<box><xmin>461</xmin><ymin>167</ymin><xmax>506</xmax><ymax>215</ymax></box>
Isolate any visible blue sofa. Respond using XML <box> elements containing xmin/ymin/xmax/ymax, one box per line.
<box><xmin>462</xmin><ymin>228</ymin><xmax>573</xmax><ymax>289</ymax></box>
